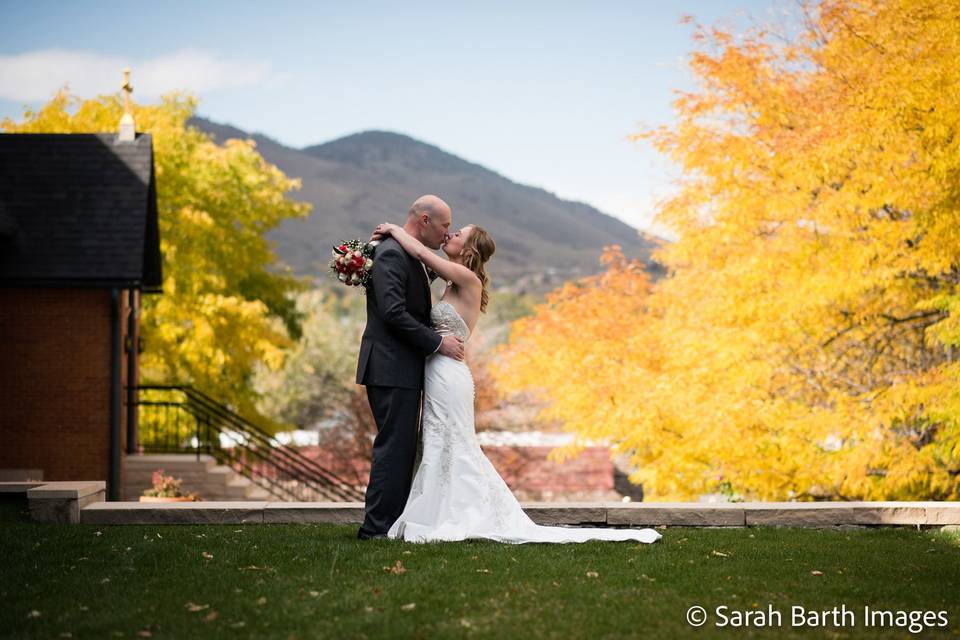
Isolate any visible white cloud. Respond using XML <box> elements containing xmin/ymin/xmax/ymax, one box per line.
<box><xmin>0</xmin><ymin>49</ymin><xmax>269</xmax><ymax>102</ymax></box>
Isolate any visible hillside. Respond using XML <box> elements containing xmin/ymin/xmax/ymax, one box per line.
<box><xmin>190</xmin><ymin>117</ymin><xmax>664</xmax><ymax>284</ymax></box>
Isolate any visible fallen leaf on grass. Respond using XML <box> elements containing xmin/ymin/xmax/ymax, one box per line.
<box><xmin>585</xmin><ymin>571</ymin><xmax>599</xmax><ymax>578</ymax></box>
<box><xmin>256</xmin><ymin>596</ymin><xmax>267</xmax><ymax>605</ymax></box>
<box><xmin>308</xmin><ymin>589</ymin><xmax>328</xmax><ymax>598</ymax></box>
<box><xmin>810</xmin><ymin>570</ymin><xmax>824</xmax><ymax>577</ymax></box>
<box><xmin>94</xmin><ymin>531</ymin><xmax>103</xmax><ymax>536</ymax></box>
<box><xmin>402</xmin><ymin>550</ymin><xmax>412</xmax><ymax>555</ymax></box>
<box><xmin>229</xmin><ymin>621</ymin><xmax>245</xmax><ymax>628</ymax></box>
<box><xmin>185</xmin><ymin>603</ymin><xmax>209</xmax><ymax>612</ymax></box>
<box><xmin>203</xmin><ymin>610</ymin><xmax>219</xmax><ymax>622</ymax></box>
<box><xmin>240</xmin><ymin>565</ymin><xmax>275</xmax><ymax>572</ymax></box>
<box><xmin>136</xmin><ymin>629</ymin><xmax>152</xmax><ymax>637</ymax></box>
<box><xmin>401</xmin><ymin>603</ymin><xmax>416</xmax><ymax>611</ymax></box>
<box><xmin>711</xmin><ymin>550</ymin><xmax>730</xmax><ymax>557</ymax></box>
<box><xmin>100</xmin><ymin>578</ymin><xmax>110</xmax><ymax>584</ymax></box>
<box><xmin>460</xmin><ymin>619</ymin><xmax>473</xmax><ymax>628</ymax></box>
<box><xmin>201</xmin><ymin>552</ymin><xmax>214</xmax><ymax>560</ymax></box>
<box><xmin>640</xmin><ymin>574</ymin><xmax>656</xmax><ymax>582</ymax></box>
<box><xmin>476</xmin><ymin>569</ymin><xmax>491</xmax><ymax>574</ymax></box>
<box><xmin>27</xmin><ymin>610</ymin><xmax>41</xmax><ymax>619</ymax></box>
<box><xmin>384</xmin><ymin>560</ymin><xmax>407</xmax><ymax>574</ymax></box>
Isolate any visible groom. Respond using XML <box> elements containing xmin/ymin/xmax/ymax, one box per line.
<box><xmin>355</xmin><ymin>194</ymin><xmax>465</xmax><ymax>540</ymax></box>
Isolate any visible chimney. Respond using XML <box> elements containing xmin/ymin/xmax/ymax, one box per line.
<box><xmin>118</xmin><ymin>68</ymin><xmax>136</xmax><ymax>142</ymax></box>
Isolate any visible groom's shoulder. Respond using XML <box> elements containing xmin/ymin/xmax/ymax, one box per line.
<box><xmin>378</xmin><ymin>236</ymin><xmax>401</xmax><ymax>250</ymax></box>
<box><xmin>375</xmin><ymin>236</ymin><xmax>404</xmax><ymax>257</ymax></box>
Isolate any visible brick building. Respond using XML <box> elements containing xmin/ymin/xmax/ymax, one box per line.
<box><xmin>0</xmin><ymin>131</ymin><xmax>161</xmax><ymax>500</ymax></box>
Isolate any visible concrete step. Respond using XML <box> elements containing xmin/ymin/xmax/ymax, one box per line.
<box><xmin>123</xmin><ymin>454</ymin><xmax>258</xmax><ymax>501</ymax></box>
<box><xmin>225</xmin><ymin>476</ymin><xmax>252</xmax><ymax>498</ymax></box>
<box><xmin>125</xmin><ymin>454</ymin><xmax>217</xmax><ymax>471</ymax></box>
<box><xmin>245</xmin><ymin>487</ymin><xmax>272</xmax><ymax>501</ymax></box>
<box><xmin>224</xmin><ymin>476</ymin><xmax>283</xmax><ymax>501</ymax></box>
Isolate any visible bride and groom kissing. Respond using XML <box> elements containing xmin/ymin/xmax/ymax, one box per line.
<box><xmin>355</xmin><ymin>194</ymin><xmax>661</xmax><ymax>545</ymax></box>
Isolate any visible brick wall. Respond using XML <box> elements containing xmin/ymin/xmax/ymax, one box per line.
<box><xmin>0</xmin><ymin>288</ymin><xmax>134</xmax><ymax>495</ymax></box>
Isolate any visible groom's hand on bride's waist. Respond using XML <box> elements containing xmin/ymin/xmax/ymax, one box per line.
<box><xmin>438</xmin><ymin>335</ymin><xmax>465</xmax><ymax>361</ymax></box>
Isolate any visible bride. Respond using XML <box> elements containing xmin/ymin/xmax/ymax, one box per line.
<box><xmin>370</xmin><ymin>221</ymin><xmax>661</xmax><ymax>545</ymax></box>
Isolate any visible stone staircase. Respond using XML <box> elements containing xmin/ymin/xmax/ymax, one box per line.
<box><xmin>123</xmin><ymin>453</ymin><xmax>272</xmax><ymax>501</ymax></box>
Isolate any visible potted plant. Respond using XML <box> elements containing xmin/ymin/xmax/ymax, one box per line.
<box><xmin>139</xmin><ymin>469</ymin><xmax>201</xmax><ymax>502</ymax></box>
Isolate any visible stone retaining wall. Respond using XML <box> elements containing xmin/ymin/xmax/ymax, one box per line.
<box><xmin>5</xmin><ymin>482</ymin><xmax>958</xmax><ymax>529</ymax></box>
<box><xmin>76</xmin><ymin>500</ymin><xmax>960</xmax><ymax>527</ymax></box>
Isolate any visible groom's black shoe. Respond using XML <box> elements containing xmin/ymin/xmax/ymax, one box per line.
<box><xmin>357</xmin><ymin>529</ymin><xmax>388</xmax><ymax>540</ymax></box>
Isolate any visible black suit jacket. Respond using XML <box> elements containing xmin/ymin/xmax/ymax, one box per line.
<box><xmin>356</xmin><ymin>237</ymin><xmax>442</xmax><ymax>389</ymax></box>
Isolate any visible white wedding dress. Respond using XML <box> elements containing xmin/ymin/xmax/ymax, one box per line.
<box><xmin>387</xmin><ymin>299</ymin><xmax>662</xmax><ymax>545</ymax></box>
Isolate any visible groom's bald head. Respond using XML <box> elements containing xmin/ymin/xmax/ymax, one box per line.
<box><xmin>406</xmin><ymin>194</ymin><xmax>452</xmax><ymax>249</ymax></box>
<box><xmin>408</xmin><ymin>195</ymin><xmax>450</xmax><ymax>221</ymax></box>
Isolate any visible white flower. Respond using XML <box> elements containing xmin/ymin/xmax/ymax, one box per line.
<box><xmin>365</xmin><ymin>259</ymin><xmax>373</xmax><ymax>269</ymax></box>
<box><xmin>338</xmin><ymin>273</ymin><xmax>347</xmax><ymax>282</ymax></box>
<box><xmin>350</xmin><ymin>272</ymin><xmax>360</xmax><ymax>283</ymax></box>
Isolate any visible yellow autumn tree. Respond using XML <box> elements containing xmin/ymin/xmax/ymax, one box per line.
<box><xmin>495</xmin><ymin>0</ymin><xmax>960</xmax><ymax>500</ymax></box>
<box><xmin>3</xmin><ymin>91</ymin><xmax>310</xmax><ymax>425</ymax></box>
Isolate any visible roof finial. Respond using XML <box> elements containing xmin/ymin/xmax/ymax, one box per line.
<box><xmin>118</xmin><ymin>68</ymin><xmax>136</xmax><ymax>142</ymax></box>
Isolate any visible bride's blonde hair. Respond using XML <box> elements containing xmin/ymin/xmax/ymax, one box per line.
<box><xmin>461</xmin><ymin>225</ymin><xmax>496</xmax><ymax>312</ymax></box>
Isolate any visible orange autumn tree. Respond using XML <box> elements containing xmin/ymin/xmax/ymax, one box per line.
<box><xmin>495</xmin><ymin>0</ymin><xmax>960</xmax><ymax>501</ymax></box>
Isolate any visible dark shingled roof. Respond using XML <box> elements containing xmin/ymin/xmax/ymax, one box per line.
<box><xmin>0</xmin><ymin>133</ymin><xmax>162</xmax><ymax>291</ymax></box>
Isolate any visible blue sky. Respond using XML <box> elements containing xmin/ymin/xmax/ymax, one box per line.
<box><xmin>1</xmin><ymin>1</ymin><xmax>786</xmax><ymax>238</ymax></box>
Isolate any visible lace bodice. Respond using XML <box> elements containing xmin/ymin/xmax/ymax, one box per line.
<box><xmin>431</xmin><ymin>300</ymin><xmax>470</xmax><ymax>342</ymax></box>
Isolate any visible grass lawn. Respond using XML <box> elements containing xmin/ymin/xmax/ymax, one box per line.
<box><xmin>2</xmin><ymin>498</ymin><xmax>959</xmax><ymax>639</ymax></box>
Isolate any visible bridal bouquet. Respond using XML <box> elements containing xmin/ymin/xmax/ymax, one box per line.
<box><xmin>330</xmin><ymin>239</ymin><xmax>377</xmax><ymax>288</ymax></box>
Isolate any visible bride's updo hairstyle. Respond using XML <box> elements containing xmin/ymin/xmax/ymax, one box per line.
<box><xmin>462</xmin><ymin>225</ymin><xmax>496</xmax><ymax>312</ymax></box>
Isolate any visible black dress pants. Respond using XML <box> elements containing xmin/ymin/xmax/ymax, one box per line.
<box><xmin>358</xmin><ymin>385</ymin><xmax>422</xmax><ymax>537</ymax></box>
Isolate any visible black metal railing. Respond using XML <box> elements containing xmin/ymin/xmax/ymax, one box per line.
<box><xmin>132</xmin><ymin>385</ymin><xmax>364</xmax><ymax>502</ymax></box>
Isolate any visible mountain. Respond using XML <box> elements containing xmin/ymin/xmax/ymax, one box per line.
<box><xmin>190</xmin><ymin>117</ymin><xmax>664</xmax><ymax>285</ymax></box>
